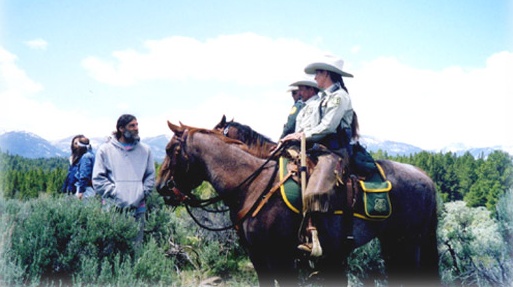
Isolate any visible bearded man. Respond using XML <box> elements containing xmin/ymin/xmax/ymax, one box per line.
<box><xmin>92</xmin><ymin>114</ymin><xmax>155</xmax><ymax>245</ymax></box>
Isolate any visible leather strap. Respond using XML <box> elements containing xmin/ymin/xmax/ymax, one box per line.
<box><xmin>250</xmin><ymin>171</ymin><xmax>293</xmax><ymax>218</ymax></box>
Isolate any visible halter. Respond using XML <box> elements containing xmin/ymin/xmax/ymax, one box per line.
<box><xmin>223</xmin><ymin>123</ymin><xmax>232</xmax><ymax>137</ymax></box>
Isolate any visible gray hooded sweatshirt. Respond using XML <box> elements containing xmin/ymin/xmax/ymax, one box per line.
<box><xmin>92</xmin><ymin>137</ymin><xmax>155</xmax><ymax>208</ymax></box>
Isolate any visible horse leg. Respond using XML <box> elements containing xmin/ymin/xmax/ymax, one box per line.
<box><xmin>249</xmin><ymin>251</ymin><xmax>299</xmax><ymax>287</ymax></box>
<box><xmin>419</xmin><ymin>216</ymin><xmax>441</xmax><ymax>285</ymax></box>
<box><xmin>315</xmin><ymin>257</ymin><xmax>349</xmax><ymax>287</ymax></box>
<box><xmin>313</xmin><ymin>213</ymin><xmax>351</xmax><ymax>287</ymax></box>
<box><xmin>252</xmin><ymin>264</ymin><xmax>275</xmax><ymax>287</ymax></box>
<box><xmin>272</xmin><ymin>258</ymin><xmax>301</xmax><ymax>287</ymax></box>
<box><xmin>380</xmin><ymin>237</ymin><xmax>416</xmax><ymax>286</ymax></box>
<box><xmin>380</xmin><ymin>235</ymin><xmax>440</xmax><ymax>287</ymax></box>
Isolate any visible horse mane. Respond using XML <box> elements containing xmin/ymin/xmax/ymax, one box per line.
<box><xmin>186</xmin><ymin>126</ymin><xmax>250</xmax><ymax>149</ymax></box>
<box><xmin>225</xmin><ymin>122</ymin><xmax>277</xmax><ymax>158</ymax></box>
<box><xmin>227</xmin><ymin>122</ymin><xmax>275</xmax><ymax>146</ymax></box>
<box><xmin>215</xmin><ymin>111</ymin><xmax>359</xmax><ymax>158</ymax></box>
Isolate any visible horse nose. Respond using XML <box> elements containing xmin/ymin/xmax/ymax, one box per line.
<box><xmin>156</xmin><ymin>179</ymin><xmax>175</xmax><ymax>196</ymax></box>
<box><xmin>156</xmin><ymin>180</ymin><xmax>168</xmax><ymax>195</ymax></box>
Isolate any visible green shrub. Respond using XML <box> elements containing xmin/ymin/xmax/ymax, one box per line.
<box><xmin>496</xmin><ymin>189</ymin><xmax>513</xmax><ymax>283</ymax></box>
<box><xmin>1</xmin><ymin>196</ymin><xmax>139</xmax><ymax>285</ymax></box>
<box><xmin>439</xmin><ymin>201</ymin><xmax>510</xmax><ymax>286</ymax></box>
<box><xmin>0</xmin><ymin>193</ymin><xmax>258</xmax><ymax>286</ymax></box>
<box><xmin>0</xmin><ymin>201</ymin><xmax>25</xmax><ymax>287</ymax></box>
<box><xmin>347</xmin><ymin>238</ymin><xmax>386</xmax><ymax>286</ymax></box>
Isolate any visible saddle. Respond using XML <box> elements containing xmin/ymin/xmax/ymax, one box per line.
<box><xmin>277</xmin><ymin>143</ymin><xmax>392</xmax><ymax>220</ymax></box>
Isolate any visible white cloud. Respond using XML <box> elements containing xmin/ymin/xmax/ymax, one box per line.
<box><xmin>352</xmin><ymin>51</ymin><xmax>513</xmax><ymax>150</ymax></box>
<box><xmin>81</xmin><ymin>33</ymin><xmax>325</xmax><ymax>87</ymax></box>
<box><xmin>24</xmin><ymin>38</ymin><xmax>48</xmax><ymax>50</ymax></box>
<box><xmin>3</xmin><ymin>35</ymin><xmax>512</xmax><ymax>151</ymax></box>
<box><xmin>72</xmin><ymin>36</ymin><xmax>513</xmax><ymax>150</ymax></box>
<box><xmin>0</xmin><ymin>46</ymin><xmax>111</xmax><ymax>140</ymax></box>
<box><xmin>0</xmin><ymin>48</ymin><xmax>43</xmax><ymax>93</ymax></box>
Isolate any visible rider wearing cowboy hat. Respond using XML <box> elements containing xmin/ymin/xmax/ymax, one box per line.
<box><xmin>281</xmin><ymin>54</ymin><xmax>355</xmax><ymax>257</ymax></box>
<box><xmin>280</xmin><ymin>75</ymin><xmax>319</xmax><ymax>139</ymax></box>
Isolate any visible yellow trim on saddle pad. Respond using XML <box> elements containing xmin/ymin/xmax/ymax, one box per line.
<box><xmin>279</xmin><ymin>157</ymin><xmax>301</xmax><ymax>214</ymax></box>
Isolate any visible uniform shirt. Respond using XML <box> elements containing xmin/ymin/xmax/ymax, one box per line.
<box><xmin>280</xmin><ymin>100</ymin><xmax>305</xmax><ymax>139</ymax></box>
<box><xmin>295</xmin><ymin>83</ymin><xmax>353</xmax><ymax>143</ymax></box>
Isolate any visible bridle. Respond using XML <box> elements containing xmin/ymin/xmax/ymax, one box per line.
<box><xmin>162</xmin><ymin>128</ymin><xmax>285</xmax><ymax>231</ymax></box>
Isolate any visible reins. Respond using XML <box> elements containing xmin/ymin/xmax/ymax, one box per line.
<box><xmin>177</xmin><ymin>132</ymin><xmax>286</xmax><ymax>231</ymax></box>
<box><xmin>185</xmin><ymin>163</ymin><xmax>278</xmax><ymax>231</ymax></box>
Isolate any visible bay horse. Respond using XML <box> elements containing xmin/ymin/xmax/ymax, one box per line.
<box><xmin>157</xmin><ymin>121</ymin><xmax>440</xmax><ymax>286</ymax></box>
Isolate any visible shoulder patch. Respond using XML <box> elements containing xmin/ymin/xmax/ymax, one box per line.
<box><xmin>330</xmin><ymin>97</ymin><xmax>341</xmax><ymax>106</ymax></box>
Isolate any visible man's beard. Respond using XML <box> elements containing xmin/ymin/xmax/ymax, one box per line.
<box><xmin>123</xmin><ymin>130</ymin><xmax>140</xmax><ymax>143</ymax></box>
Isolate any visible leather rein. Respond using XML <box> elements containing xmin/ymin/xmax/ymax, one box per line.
<box><xmin>169</xmin><ymin>130</ymin><xmax>286</xmax><ymax>231</ymax></box>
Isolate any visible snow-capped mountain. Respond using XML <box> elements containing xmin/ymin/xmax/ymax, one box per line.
<box><xmin>0</xmin><ymin>131</ymin><xmax>67</xmax><ymax>158</ymax></box>
<box><xmin>52</xmin><ymin>135</ymin><xmax>110</xmax><ymax>153</ymax></box>
<box><xmin>52</xmin><ymin>134</ymin><xmax>170</xmax><ymax>162</ymax></box>
<box><xmin>1</xmin><ymin>131</ymin><xmax>170</xmax><ymax>161</ymax></box>
<box><xmin>1</xmin><ymin>131</ymin><xmax>511</xmax><ymax>161</ymax></box>
<box><xmin>359</xmin><ymin>135</ymin><xmax>424</xmax><ymax>156</ymax></box>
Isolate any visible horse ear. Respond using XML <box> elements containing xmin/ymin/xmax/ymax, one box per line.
<box><xmin>213</xmin><ymin>115</ymin><xmax>226</xmax><ymax>131</ymax></box>
<box><xmin>167</xmin><ymin>121</ymin><xmax>182</xmax><ymax>133</ymax></box>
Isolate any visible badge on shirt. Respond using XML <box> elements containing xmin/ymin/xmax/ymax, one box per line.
<box><xmin>290</xmin><ymin>106</ymin><xmax>297</xmax><ymax>115</ymax></box>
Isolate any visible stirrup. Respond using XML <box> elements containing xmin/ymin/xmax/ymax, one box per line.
<box><xmin>297</xmin><ymin>229</ymin><xmax>323</xmax><ymax>258</ymax></box>
<box><xmin>310</xmin><ymin>229</ymin><xmax>323</xmax><ymax>257</ymax></box>
<box><xmin>297</xmin><ymin>243</ymin><xmax>313</xmax><ymax>253</ymax></box>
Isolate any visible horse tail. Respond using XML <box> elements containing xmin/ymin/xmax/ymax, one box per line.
<box><xmin>351</xmin><ymin>111</ymin><xmax>360</xmax><ymax>140</ymax></box>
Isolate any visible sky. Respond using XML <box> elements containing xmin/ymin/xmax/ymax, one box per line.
<box><xmin>1</xmin><ymin>0</ymin><xmax>512</xmax><ymax>151</ymax></box>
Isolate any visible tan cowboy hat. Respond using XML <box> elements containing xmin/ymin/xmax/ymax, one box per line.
<box><xmin>304</xmin><ymin>54</ymin><xmax>354</xmax><ymax>78</ymax></box>
<box><xmin>289</xmin><ymin>75</ymin><xmax>319</xmax><ymax>89</ymax></box>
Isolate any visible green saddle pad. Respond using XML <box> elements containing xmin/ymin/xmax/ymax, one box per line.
<box><xmin>279</xmin><ymin>157</ymin><xmax>302</xmax><ymax>214</ymax></box>
<box><xmin>278</xmin><ymin>157</ymin><xmax>393</xmax><ymax>220</ymax></box>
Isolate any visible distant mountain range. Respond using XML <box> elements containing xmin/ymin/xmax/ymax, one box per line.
<box><xmin>0</xmin><ymin>131</ymin><xmax>511</xmax><ymax>162</ymax></box>
<box><xmin>0</xmin><ymin>131</ymin><xmax>171</xmax><ymax>162</ymax></box>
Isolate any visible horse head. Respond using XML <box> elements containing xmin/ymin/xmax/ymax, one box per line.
<box><xmin>213</xmin><ymin>114</ymin><xmax>240</xmax><ymax>139</ymax></box>
<box><xmin>156</xmin><ymin>121</ymin><xmax>206</xmax><ymax>206</ymax></box>
<box><xmin>213</xmin><ymin>115</ymin><xmax>277</xmax><ymax>158</ymax></box>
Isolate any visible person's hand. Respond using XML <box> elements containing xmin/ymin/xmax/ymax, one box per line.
<box><xmin>281</xmin><ymin>132</ymin><xmax>304</xmax><ymax>142</ymax></box>
<box><xmin>77</xmin><ymin>192</ymin><xmax>84</xmax><ymax>200</ymax></box>
<box><xmin>269</xmin><ymin>141</ymin><xmax>283</xmax><ymax>156</ymax></box>
<box><xmin>268</xmin><ymin>132</ymin><xmax>304</xmax><ymax>156</ymax></box>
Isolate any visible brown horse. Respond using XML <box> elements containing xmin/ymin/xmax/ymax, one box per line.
<box><xmin>157</xmin><ymin>121</ymin><xmax>440</xmax><ymax>286</ymax></box>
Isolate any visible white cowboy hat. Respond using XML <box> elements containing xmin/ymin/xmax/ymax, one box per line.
<box><xmin>286</xmin><ymin>86</ymin><xmax>299</xmax><ymax>92</ymax></box>
<box><xmin>304</xmin><ymin>54</ymin><xmax>354</xmax><ymax>78</ymax></box>
<box><xmin>289</xmin><ymin>75</ymin><xmax>319</xmax><ymax>89</ymax></box>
